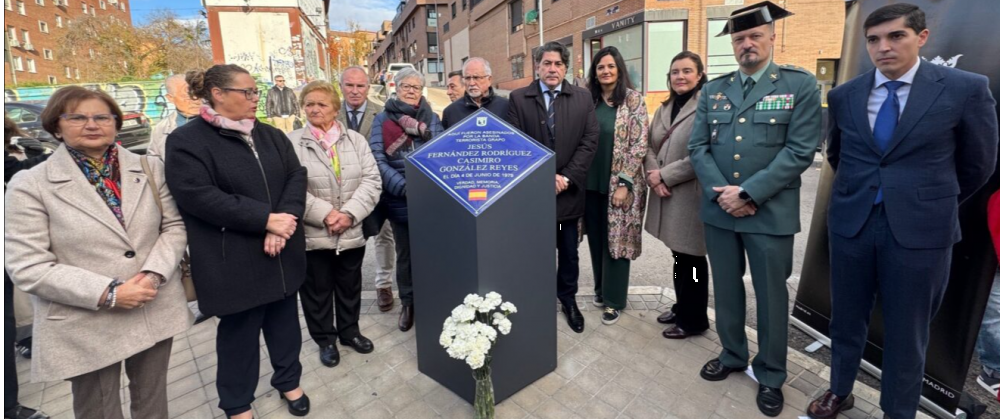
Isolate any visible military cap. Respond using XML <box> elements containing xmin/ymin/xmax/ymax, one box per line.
<box><xmin>716</xmin><ymin>1</ymin><xmax>794</xmax><ymax>37</ymax></box>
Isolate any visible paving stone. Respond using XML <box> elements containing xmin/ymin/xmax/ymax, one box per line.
<box><xmin>552</xmin><ymin>382</ymin><xmax>593</xmax><ymax>413</ymax></box>
<box><xmin>533</xmin><ymin>398</ymin><xmax>581</xmax><ymax>419</ymax></box>
<box><xmin>595</xmin><ymin>382</ymin><xmax>637</xmax><ymax>411</ymax></box>
<box><xmin>579</xmin><ymin>397</ymin><xmax>621</xmax><ymax>419</ymax></box>
<box><xmin>495</xmin><ymin>401</ymin><xmax>529</xmax><ymax>419</ymax></box>
<box><xmin>171</xmin><ymin>403</ymin><xmax>213</xmax><ymax>419</ymax></box>
<box><xmin>532</xmin><ymin>372</ymin><xmax>568</xmax><ymax>396</ymax></box>
<box><xmin>510</xmin><ymin>386</ymin><xmax>549</xmax><ymax>413</ymax></box>
<box><xmin>554</xmin><ymin>356</ymin><xmax>586</xmax><ymax>381</ymax></box>
<box><xmin>622</xmin><ymin>396</ymin><xmax>668</xmax><ymax>419</ymax></box>
<box><xmin>394</xmin><ymin>399</ymin><xmax>440</xmax><ymax>419</ymax></box>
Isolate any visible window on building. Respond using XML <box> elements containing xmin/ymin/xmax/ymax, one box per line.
<box><xmin>26</xmin><ymin>58</ymin><xmax>36</xmax><ymax>73</ymax></box>
<box><xmin>81</xmin><ymin>1</ymin><xmax>86</xmax><ymax>12</ymax></box>
<box><xmin>428</xmin><ymin>32</ymin><xmax>438</xmax><ymax>54</ymax></box>
<box><xmin>646</xmin><ymin>21</ymin><xmax>685</xmax><ymax>93</ymax></box>
<box><xmin>601</xmin><ymin>24</ymin><xmax>644</xmax><ymax>91</ymax></box>
<box><xmin>443</xmin><ymin>22</ymin><xmax>449</xmax><ymax>34</ymax></box>
<box><xmin>4</xmin><ymin>0</ymin><xmax>12</xmax><ymax>11</ymax></box>
<box><xmin>21</xmin><ymin>30</ymin><xmax>30</xmax><ymax>44</ymax></box>
<box><xmin>39</xmin><ymin>21</ymin><xmax>49</xmax><ymax>33</ymax></box>
<box><xmin>13</xmin><ymin>56</ymin><xmax>23</xmax><ymax>71</ymax></box>
<box><xmin>510</xmin><ymin>0</ymin><xmax>523</xmax><ymax>33</ymax></box>
<box><xmin>451</xmin><ymin>2</ymin><xmax>456</xmax><ymax>18</ymax></box>
<box><xmin>462</xmin><ymin>0</ymin><xmax>466</xmax><ymax>10</ymax></box>
<box><xmin>428</xmin><ymin>60</ymin><xmax>443</xmax><ymax>74</ymax></box>
<box><xmin>99</xmin><ymin>0</ymin><xmax>104</xmax><ymax>9</ymax></box>
<box><xmin>16</xmin><ymin>0</ymin><xmax>25</xmax><ymax>14</ymax></box>
<box><xmin>89</xmin><ymin>5</ymin><xmax>94</xmax><ymax>14</ymax></box>
<box><xmin>55</xmin><ymin>15</ymin><xmax>63</xmax><ymax>27</ymax></box>
<box><xmin>427</xmin><ymin>8</ymin><xmax>437</xmax><ymax>27</ymax></box>
<box><xmin>34</xmin><ymin>0</ymin><xmax>42</xmax><ymax>5</ymax></box>
<box><xmin>65</xmin><ymin>66</ymin><xmax>71</xmax><ymax>77</ymax></box>
<box><xmin>706</xmin><ymin>19</ymin><xmax>739</xmax><ymax>80</ymax></box>
<box><xmin>43</xmin><ymin>48</ymin><xmax>53</xmax><ymax>59</ymax></box>
<box><xmin>511</xmin><ymin>54</ymin><xmax>524</xmax><ymax>79</ymax></box>
<box><xmin>48</xmin><ymin>76</ymin><xmax>57</xmax><ymax>84</ymax></box>
<box><xmin>7</xmin><ymin>26</ymin><xmax>17</xmax><ymax>43</ymax></box>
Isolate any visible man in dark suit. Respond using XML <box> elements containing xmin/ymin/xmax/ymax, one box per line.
<box><xmin>808</xmin><ymin>4</ymin><xmax>999</xmax><ymax>419</ymax></box>
<box><xmin>507</xmin><ymin>41</ymin><xmax>599</xmax><ymax>334</ymax></box>
<box><xmin>337</xmin><ymin>66</ymin><xmax>397</xmax><ymax>314</ymax></box>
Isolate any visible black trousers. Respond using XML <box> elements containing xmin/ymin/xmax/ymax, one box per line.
<box><xmin>301</xmin><ymin>248</ymin><xmax>365</xmax><ymax>347</ymax></box>
<box><xmin>391</xmin><ymin>221</ymin><xmax>414</xmax><ymax>306</ymax></box>
<box><xmin>216</xmin><ymin>294</ymin><xmax>303</xmax><ymax>417</ymax></box>
<box><xmin>556</xmin><ymin>220</ymin><xmax>581</xmax><ymax>305</ymax></box>
<box><xmin>670</xmin><ymin>251</ymin><xmax>710</xmax><ymax>333</ymax></box>
<box><xmin>5</xmin><ymin>274</ymin><xmax>18</xmax><ymax>416</ymax></box>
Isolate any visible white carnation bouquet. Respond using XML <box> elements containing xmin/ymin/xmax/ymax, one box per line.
<box><xmin>439</xmin><ymin>292</ymin><xmax>518</xmax><ymax>370</ymax></box>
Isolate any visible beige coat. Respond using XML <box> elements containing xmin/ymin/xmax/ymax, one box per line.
<box><xmin>4</xmin><ymin>145</ymin><xmax>192</xmax><ymax>382</ymax></box>
<box><xmin>644</xmin><ymin>91</ymin><xmax>707</xmax><ymax>256</ymax></box>
<box><xmin>288</xmin><ymin>121</ymin><xmax>382</xmax><ymax>252</ymax></box>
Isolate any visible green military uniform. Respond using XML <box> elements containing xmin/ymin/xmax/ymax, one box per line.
<box><xmin>688</xmin><ymin>61</ymin><xmax>821</xmax><ymax>388</ymax></box>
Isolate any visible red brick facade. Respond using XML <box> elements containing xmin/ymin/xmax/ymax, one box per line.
<box><xmin>4</xmin><ymin>0</ymin><xmax>132</xmax><ymax>86</ymax></box>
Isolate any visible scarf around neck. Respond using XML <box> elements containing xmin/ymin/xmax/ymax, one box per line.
<box><xmin>200</xmin><ymin>105</ymin><xmax>255</xmax><ymax>136</ymax></box>
<box><xmin>382</xmin><ymin>97</ymin><xmax>435</xmax><ymax>156</ymax></box>
<box><xmin>67</xmin><ymin>145</ymin><xmax>124</xmax><ymax>226</ymax></box>
<box><xmin>308</xmin><ymin>121</ymin><xmax>344</xmax><ymax>182</ymax></box>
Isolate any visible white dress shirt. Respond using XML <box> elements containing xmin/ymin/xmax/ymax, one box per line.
<box><xmin>539</xmin><ymin>80</ymin><xmax>562</xmax><ymax>111</ymax></box>
<box><xmin>868</xmin><ymin>58</ymin><xmax>921</xmax><ymax>131</ymax></box>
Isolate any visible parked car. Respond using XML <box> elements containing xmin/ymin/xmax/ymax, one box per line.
<box><xmin>384</xmin><ymin>63</ymin><xmax>429</xmax><ymax>99</ymax></box>
<box><xmin>4</xmin><ymin>101</ymin><xmax>152</xmax><ymax>154</ymax></box>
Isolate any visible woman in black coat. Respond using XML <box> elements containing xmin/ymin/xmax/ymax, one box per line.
<box><xmin>164</xmin><ymin>65</ymin><xmax>311</xmax><ymax>419</ymax></box>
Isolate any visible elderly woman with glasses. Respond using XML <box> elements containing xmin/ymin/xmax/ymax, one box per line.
<box><xmin>164</xmin><ymin>65</ymin><xmax>311</xmax><ymax>419</ymax></box>
<box><xmin>5</xmin><ymin>86</ymin><xmax>192</xmax><ymax>419</ymax></box>
<box><xmin>369</xmin><ymin>67</ymin><xmax>442</xmax><ymax>332</ymax></box>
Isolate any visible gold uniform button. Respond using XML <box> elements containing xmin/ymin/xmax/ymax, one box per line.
<box><xmin>739</xmin><ymin>118</ymin><xmax>746</xmax><ymax>124</ymax></box>
<box><xmin>734</xmin><ymin>172</ymin><xmax>741</xmax><ymax>179</ymax></box>
<box><xmin>770</xmin><ymin>118</ymin><xmax>777</xmax><ymax>124</ymax></box>
<box><xmin>736</xmin><ymin>136</ymin><xmax>743</xmax><ymax>142</ymax></box>
<box><xmin>734</xmin><ymin>154</ymin><xmax>741</xmax><ymax>161</ymax></box>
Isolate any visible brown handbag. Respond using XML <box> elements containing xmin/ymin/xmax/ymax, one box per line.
<box><xmin>140</xmin><ymin>156</ymin><xmax>197</xmax><ymax>302</ymax></box>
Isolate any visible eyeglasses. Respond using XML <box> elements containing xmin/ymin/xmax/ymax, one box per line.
<box><xmin>223</xmin><ymin>88</ymin><xmax>262</xmax><ymax>100</ymax></box>
<box><xmin>60</xmin><ymin>114</ymin><xmax>117</xmax><ymax>127</ymax></box>
<box><xmin>275</xmin><ymin>80</ymin><xmax>285</xmax><ymax>83</ymax></box>
<box><xmin>398</xmin><ymin>83</ymin><xmax>422</xmax><ymax>93</ymax></box>
<box><xmin>463</xmin><ymin>75</ymin><xmax>489</xmax><ymax>83</ymax></box>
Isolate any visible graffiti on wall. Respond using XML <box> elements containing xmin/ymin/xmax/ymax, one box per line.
<box><xmin>220</xmin><ymin>12</ymin><xmax>299</xmax><ymax>85</ymax></box>
<box><xmin>4</xmin><ymin>80</ymin><xmax>277</xmax><ymax>123</ymax></box>
<box><xmin>302</xmin><ymin>28</ymin><xmax>323</xmax><ymax>82</ymax></box>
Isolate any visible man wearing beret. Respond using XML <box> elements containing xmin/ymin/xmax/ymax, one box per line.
<box><xmin>688</xmin><ymin>2</ymin><xmax>821</xmax><ymax>416</ymax></box>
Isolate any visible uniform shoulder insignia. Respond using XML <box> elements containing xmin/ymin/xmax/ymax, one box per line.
<box><xmin>709</xmin><ymin>71</ymin><xmax>737</xmax><ymax>83</ymax></box>
<box><xmin>780</xmin><ymin>65</ymin><xmax>814</xmax><ymax>76</ymax></box>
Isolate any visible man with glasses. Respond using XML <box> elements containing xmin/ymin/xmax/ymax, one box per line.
<box><xmin>265</xmin><ymin>75</ymin><xmax>299</xmax><ymax>133</ymax></box>
<box><xmin>335</xmin><ymin>66</ymin><xmax>396</xmax><ymax>313</ymax></box>
<box><xmin>445</xmin><ymin>71</ymin><xmax>465</xmax><ymax>103</ymax></box>
<box><xmin>149</xmin><ymin>74</ymin><xmax>202</xmax><ymax>159</ymax></box>
<box><xmin>442</xmin><ymin>58</ymin><xmax>509</xmax><ymax>129</ymax></box>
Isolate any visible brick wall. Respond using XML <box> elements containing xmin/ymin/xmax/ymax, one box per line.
<box><xmin>5</xmin><ymin>0</ymin><xmax>132</xmax><ymax>86</ymax></box>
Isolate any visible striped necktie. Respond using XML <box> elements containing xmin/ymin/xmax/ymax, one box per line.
<box><xmin>546</xmin><ymin>90</ymin><xmax>558</xmax><ymax>139</ymax></box>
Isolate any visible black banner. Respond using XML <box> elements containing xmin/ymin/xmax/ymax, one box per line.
<box><xmin>792</xmin><ymin>0</ymin><xmax>1000</xmax><ymax>415</ymax></box>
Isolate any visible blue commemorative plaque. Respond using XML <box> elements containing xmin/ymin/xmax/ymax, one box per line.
<box><xmin>407</xmin><ymin>109</ymin><xmax>554</xmax><ymax>216</ymax></box>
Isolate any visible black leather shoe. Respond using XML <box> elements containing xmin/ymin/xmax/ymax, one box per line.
<box><xmin>399</xmin><ymin>305</ymin><xmax>414</xmax><ymax>332</ymax></box>
<box><xmin>662</xmin><ymin>325</ymin><xmax>702</xmax><ymax>340</ymax></box>
<box><xmin>279</xmin><ymin>392</ymin><xmax>310</xmax><ymax>417</ymax></box>
<box><xmin>699</xmin><ymin>358</ymin><xmax>747</xmax><ymax>382</ymax></box>
<box><xmin>562</xmin><ymin>302</ymin><xmax>585</xmax><ymax>333</ymax></box>
<box><xmin>8</xmin><ymin>405</ymin><xmax>49</xmax><ymax>419</ymax></box>
<box><xmin>657</xmin><ymin>311</ymin><xmax>677</xmax><ymax>324</ymax></box>
<box><xmin>756</xmin><ymin>385</ymin><xmax>784</xmax><ymax>417</ymax></box>
<box><xmin>193</xmin><ymin>313</ymin><xmax>211</xmax><ymax>325</ymax></box>
<box><xmin>319</xmin><ymin>345</ymin><xmax>340</xmax><ymax>368</ymax></box>
<box><xmin>340</xmin><ymin>335</ymin><xmax>375</xmax><ymax>354</ymax></box>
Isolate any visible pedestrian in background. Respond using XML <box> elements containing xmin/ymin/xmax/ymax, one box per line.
<box><xmin>288</xmin><ymin>80</ymin><xmax>382</xmax><ymax>369</ymax></box>
<box><xmin>369</xmin><ymin>67</ymin><xmax>443</xmax><ymax>333</ymax></box>
<box><xmin>4</xmin><ymin>116</ymin><xmax>51</xmax><ymax>419</ymax></box>
<box><xmin>337</xmin><ymin>66</ymin><xmax>397</xmax><ymax>314</ymax></box>
<box><xmin>645</xmin><ymin>51</ymin><xmax>710</xmax><ymax>340</ymax></box>
<box><xmin>148</xmin><ymin>74</ymin><xmax>203</xmax><ymax>159</ymax></box>
<box><xmin>5</xmin><ymin>86</ymin><xmax>192</xmax><ymax>419</ymax></box>
<box><xmin>165</xmin><ymin>65</ymin><xmax>312</xmax><ymax>419</ymax></box>
<box><xmin>266</xmin><ymin>75</ymin><xmax>300</xmax><ymax>133</ymax></box>
<box><xmin>584</xmin><ymin>46</ymin><xmax>648</xmax><ymax>326</ymax></box>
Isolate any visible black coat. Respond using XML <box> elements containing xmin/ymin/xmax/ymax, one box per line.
<box><xmin>506</xmin><ymin>80</ymin><xmax>598</xmax><ymax>222</ymax></box>
<box><xmin>442</xmin><ymin>89</ymin><xmax>511</xmax><ymax>129</ymax></box>
<box><xmin>164</xmin><ymin>118</ymin><xmax>308</xmax><ymax>317</ymax></box>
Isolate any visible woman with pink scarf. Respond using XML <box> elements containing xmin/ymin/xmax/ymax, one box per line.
<box><xmin>286</xmin><ymin>81</ymin><xmax>382</xmax><ymax>369</ymax></box>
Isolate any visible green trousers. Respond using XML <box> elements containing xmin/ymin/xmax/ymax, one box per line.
<box><xmin>704</xmin><ymin>223</ymin><xmax>793</xmax><ymax>389</ymax></box>
<box><xmin>585</xmin><ymin>191</ymin><xmax>631</xmax><ymax>310</ymax></box>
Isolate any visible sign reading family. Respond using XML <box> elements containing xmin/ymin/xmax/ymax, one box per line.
<box><xmin>407</xmin><ymin>109</ymin><xmax>554</xmax><ymax>216</ymax></box>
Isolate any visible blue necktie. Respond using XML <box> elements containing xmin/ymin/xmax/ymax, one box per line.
<box><xmin>545</xmin><ymin>90</ymin><xmax>558</xmax><ymax>140</ymax></box>
<box><xmin>872</xmin><ymin>81</ymin><xmax>904</xmax><ymax>205</ymax></box>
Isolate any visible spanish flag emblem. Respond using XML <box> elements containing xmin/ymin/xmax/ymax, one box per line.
<box><xmin>469</xmin><ymin>189</ymin><xmax>488</xmax><ymax>201</ymax></box>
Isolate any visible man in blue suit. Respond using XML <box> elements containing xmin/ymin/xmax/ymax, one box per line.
<box><xmin>808</xmin><ymin>4</ymin><xmax>999</xmax><ymax>419</ymax></box>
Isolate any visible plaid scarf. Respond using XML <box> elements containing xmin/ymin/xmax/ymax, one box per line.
<box><xmin>67</xmin><ymin>145</ymin><xmax>124</xmax><ymax>227</ymax></box>
<box><xmin>382</xmin><ymin>97</ymin><xmax>434</xmax><ymax>156</ymax></box>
